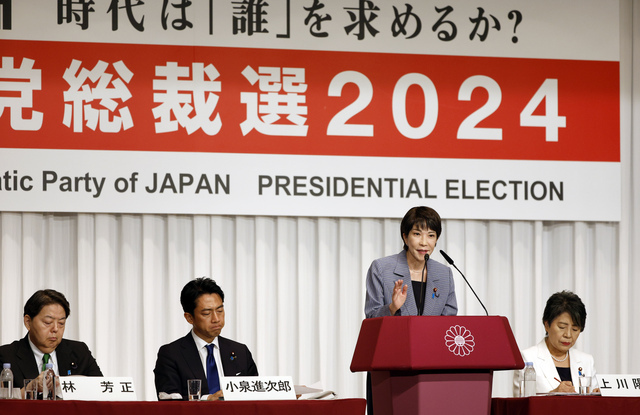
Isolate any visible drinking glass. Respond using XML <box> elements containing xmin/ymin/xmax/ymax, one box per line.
<box><xmin>24</xmin><ymin>379</ymin><xmax>37</xmax><ymax>400</ymax></box>
<box><xmin>187</xmin><ymin>379</ymin><xmax>201</xmax><ymax>401</ymax></box>
<box><xmin>24</xmin><ymin>379</ymin><xmax>38</xmax><ymax>401</ymax></box>
<box><xmin>579</xmin><ymin>376</ymin><xmax>591</xmax><ymax>395</ymax></box>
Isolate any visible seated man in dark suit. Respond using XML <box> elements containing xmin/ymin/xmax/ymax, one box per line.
<box><xmin>0</xmin><ymin>289</ymin><xmax>103</xmax><ymax>396</ymax></box>
<box><xmin>154</xmin><ymin>277</ymin><xmax>258</xmax><ymax>400</ymax></box>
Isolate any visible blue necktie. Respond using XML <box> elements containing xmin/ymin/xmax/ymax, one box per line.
<box><xmin>206</xmin><ymin>344</ymin><xmax>220</xmax><ymax>394</ymax></box>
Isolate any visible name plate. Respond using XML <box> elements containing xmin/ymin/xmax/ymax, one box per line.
<box><xmin>597</xmin><ymin>374</ymin><xmax>640</xmax><ymax>397</ymax></box>
<box><xmin>222</xmin><ymin>376</ymin><xmax>295</xmax><ymax>401</ymax></box>
<box><xmin>60</xmin><ymin>376</ymin><xmax>137</xmax><ymax>401</ymax></box>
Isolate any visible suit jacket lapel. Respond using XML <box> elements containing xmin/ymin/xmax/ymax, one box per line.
<box><xmin>569</xmin><ymin>348</ymin><xmax>584</xmax><ymax>383</ymax></box>
<box><xmin>536</xmin><ymin>340</ymin><xmax>560</xmax><ymax>389</ymax></box>
<box><xmin>180</xmin><ymin>333</ymin><xmax>207</xmax><ymax>382</ymax></box>
<box><xmin>16</xmin><ymin>335</ymin><xmax>40</xmax><ymax>380</ymax></box>
<box><xmin>55</xmin><ymin>340</ymin><xmax>72</xmax><ymax>376</ymax></box>
<box><xmin>422</xmin><ymin>261</ymin><xmax>443</xmax><ymax>316</ymax></box>
<box><xmin>218</xmin><ymin>337</ymin><xmax>231</xmax><ymax>376</ymax></box>
<box><xmin>393</xmin><ymin>252</ymin><xmax>417</xmax><ymax>316</ymax></box>
<box><xmin>219</xmin><ymin>337</ymin><xmax>243</xmax><ymax>377</ymax></box>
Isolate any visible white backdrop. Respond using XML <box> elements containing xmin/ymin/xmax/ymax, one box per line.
<box><xmin>1</xmin><ymin>0</ymin><xmax>639</xmax><ymax>401</ymax></box>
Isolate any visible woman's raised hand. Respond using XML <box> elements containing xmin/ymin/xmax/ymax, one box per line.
<box><xmin>389</xmin><ymin>279</ymin><xmax>408</xmax><ymax>315</ymax></box>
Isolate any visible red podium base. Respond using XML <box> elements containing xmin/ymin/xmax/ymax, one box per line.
<box><xmin>371</xmin><ymin>371</ymin><xmax>493</xmax><ymax>415</ymax></box>
<box><xmin>351</xmin><ymin>317</ymin><xmax>523</xmax><ymax>415</ymax></box>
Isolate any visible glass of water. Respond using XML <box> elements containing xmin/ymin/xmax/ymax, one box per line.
<box><xmin>187</xmin><ymin>379</ymin><xmax>201</xmax><ymax>401</ymax></box>
<box><xmin>579</xmin><ymin>376</ymin><xmax>591</xmax><ymax>395</ymax></box>
<box><xmin>24</xmin><ymin>379</ymin><xmax>37</xmax><ymax>400</ymax></box>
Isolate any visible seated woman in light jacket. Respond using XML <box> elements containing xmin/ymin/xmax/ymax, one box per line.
<box><xmin>514</xmin><ymin>290</ymin><xmax>598</xmax><ymax>395</ymax></box>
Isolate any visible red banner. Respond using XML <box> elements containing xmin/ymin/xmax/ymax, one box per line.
<box><xmin>1</xmin><ymin>39</ymin><xmax>619</xmax><ymax>162</ymax></box>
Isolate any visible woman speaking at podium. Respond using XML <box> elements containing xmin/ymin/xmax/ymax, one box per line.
<box><xmin>364</xmin><ymin>206</ymin><xmax>457</xmax><ymax>319</ymax></box>
<box><xmin>363</xmin><ymin>206</ymin><xmax>457</xmax><ymax>415</ymax></box>
<box><xmin>514</xmin><ymin>290</ymin><xmax>599</xmax><ymax>395</ymax></box>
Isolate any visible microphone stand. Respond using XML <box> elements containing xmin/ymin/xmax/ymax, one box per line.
<box><xmin>440</xmin><ymin>250</ymin><xmax>488</xmax><ymax>316</ymax></box>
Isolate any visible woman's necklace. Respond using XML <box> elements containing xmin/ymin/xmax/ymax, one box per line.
<box><xmin>551</xmin><ymin>351</ymin><xmax>568</xmax><ymax>362</ymax></box>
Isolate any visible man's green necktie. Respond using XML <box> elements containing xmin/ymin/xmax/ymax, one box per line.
<box><xmin>42</xmin><ymin>353</ymin><xmax>50</xmax><ymax>372</ymax></box>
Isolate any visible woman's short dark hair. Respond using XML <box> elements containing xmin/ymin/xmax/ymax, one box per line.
<box><xmin>180</xmin><ymin>277</ymin><xmax>225</xmax><ymax>316</ymax></box>
<box><xmin>23</xmin><ymin>289</ymin><xmax>71</xmax><ymax>319</ymax></box>
<box><xmin>400</xmin><ymin>206</ymin><xmax>442</xmax><ymax>250</ymax></box>
<box><xmin>542</xmin><ymin>290</ymin><xmax>587</xmax><ymax>332</ymax></box>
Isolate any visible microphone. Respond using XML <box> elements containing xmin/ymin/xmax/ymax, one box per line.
<box><xmin>439</xmin><ymin>250</ymin><xmax>488</xmax><ymax>316</ymax></box>
<box><xmin>418</xmin><ymin>253</ymin><xmax>429</xmax><ymax>315</ymax></box>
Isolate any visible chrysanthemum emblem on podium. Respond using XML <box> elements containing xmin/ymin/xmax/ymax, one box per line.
<box><xmin>444</xmin><ymin>325</ymin><xmax>475</xmax><ymax>357</ymax></box>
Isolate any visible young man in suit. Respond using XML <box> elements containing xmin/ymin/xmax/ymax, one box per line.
<box><xmin>153</xmin><ymin>277</ymin><xmax>258</xmax><ymax>400</ymax></box>
<box><xmin>0</xmin><ymin>289</ymin><xmax>103</xmax><ymax>396</ymax></box>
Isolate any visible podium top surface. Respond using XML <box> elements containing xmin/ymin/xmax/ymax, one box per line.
<box><xmin>350</xmin><ymin>316</ymin><xmax>524</xmax><ymax>372</ymax></box>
